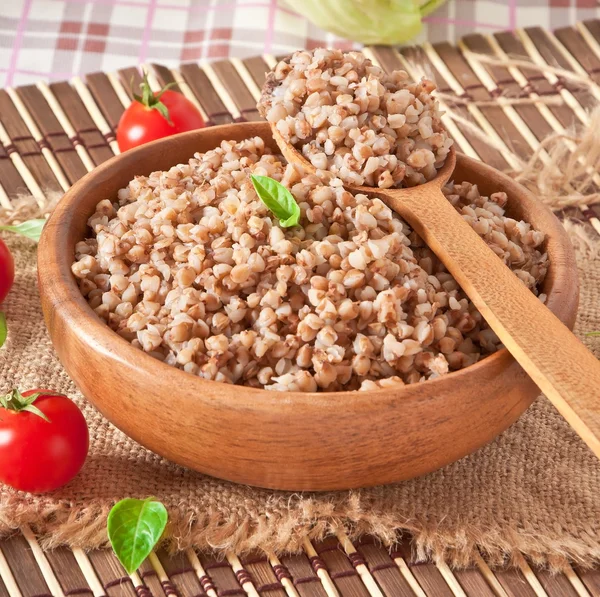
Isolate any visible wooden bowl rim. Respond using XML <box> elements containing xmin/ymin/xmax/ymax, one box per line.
<box><xmin>38</xmin><ymin>122</ymin><xmax>577</xmax><ymax>410</ymax></box>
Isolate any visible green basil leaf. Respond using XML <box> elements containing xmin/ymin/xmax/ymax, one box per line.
<box><xmin>107</xmin><ymin>498</ymin><xmax>168</xmax><ymax>574</ymax></box>
<box><xmin>586</xmin><ymin>331</ymin><xmax>600</xmax><ymax>337</ymax></box>
<box><xmin>0</xmin><ymin>312</ymin><xmax>6</xmax><ymax>348</ymax></box>
<box><xmin>251</xmin><ymin>175</ymin><xmax>300</xmax><ymax>228</ymax></box>
<box><xmin>0</xmin><ymin>219</ymin><xmax>46</xmax><ymax>242</ymax></box>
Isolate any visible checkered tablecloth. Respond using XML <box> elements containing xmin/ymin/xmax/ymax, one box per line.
<box><xmin>1</xmin><ymin>0</ymin><xmax>600</xmax><ymax>88</ymax></box>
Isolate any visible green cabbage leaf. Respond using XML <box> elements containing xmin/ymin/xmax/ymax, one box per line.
<box><xmin>284</xmin><ymin>0</ymin><xmax>446</xmax><ymax>45</ymax></box>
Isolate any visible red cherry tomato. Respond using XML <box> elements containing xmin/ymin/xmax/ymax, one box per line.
<box><xmin>117</xmin><ymin>74</ymin><xmax>204</xmax><ymax>152</ymax></box>
<box><xmin>0</xmin><ymin>389</ymin><xmax>89</xmax><ymax>493</ymax></box>
<box><xmin>0</xmin><ymin>238</ymin><xmax>14</xmax><ymax>304</ymax></box>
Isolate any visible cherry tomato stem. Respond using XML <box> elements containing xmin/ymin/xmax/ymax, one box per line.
<box><xmin>117</xmin><ymin>74</ymin><xmax>205</xmax><ymax>152</ymax></box>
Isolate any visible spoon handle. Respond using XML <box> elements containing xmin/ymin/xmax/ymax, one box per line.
<box><xmin>392</xmin><ymin>187</ymin><xmax>600</xmax><ymax>458</ymax></box>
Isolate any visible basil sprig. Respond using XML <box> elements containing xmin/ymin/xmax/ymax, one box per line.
<box><xmin>107</xmin><ymin>498</ymin><xmax>168</xmax><ymax>574</ymax></box>
<box><xmin>0</xmin><ymin>219</ymin><xmax>46</xmax><ymax>242</ymax></box>
<box><xmin>251</xmin><ymin>175</ymin><xmax>300</xmax><ymax>228</ymax></box>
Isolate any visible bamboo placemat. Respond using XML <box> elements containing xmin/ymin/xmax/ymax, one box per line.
<box><xmin>1</xmin><ymin>529</ymin><xmax>600</xmax><ymax>597</ymax></box>
<box><xmin>1</xmin><ymin>21</ymin><xmax>600</xmax><ymax>597</ymax></box>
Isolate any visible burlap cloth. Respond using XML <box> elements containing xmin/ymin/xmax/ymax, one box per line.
<box><xmin>0</xmin><ymin>219</ymin><xmax>598</xmax><ymax>570</ymax></box>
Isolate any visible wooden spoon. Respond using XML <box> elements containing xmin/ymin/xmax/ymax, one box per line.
<box><xmin>271</xmin><ymin>124</ymin><xmax>600</xmax><ymax>458</ymax></box>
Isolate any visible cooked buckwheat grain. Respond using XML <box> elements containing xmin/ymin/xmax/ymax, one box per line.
<box><xmin>258</xmin><ymin>48</ymin><xmax>453</xmax><ymax>188</ymax></box>
<box><xmin>72</xmin><ymin>137</ymin><xmax>547</xmax><ymax>392</ymax></box>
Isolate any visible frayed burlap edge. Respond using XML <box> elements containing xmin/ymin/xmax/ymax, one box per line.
<box><xmin>2</xmin><ymin>492</ymin><xmax>599</xmax><ymax>570</ymax></box>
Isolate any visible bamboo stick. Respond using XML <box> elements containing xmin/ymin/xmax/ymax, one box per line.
<box><xmin>0</xmin><ymin>544</ymin><xmax>23</xmax><ymax>597</ymax></box>
<box><xmin>36</xmin><ymin>81</ymin><xmax>96</xmax><ymax>172</ymax></box>
<box><xmin>514</xmin><ymin>553</ymin><xmax>549</xmax><ymax>597</ymax></box>
<box><xmin>168</xmin><ymin>68</ymin><xmax>210</xmax><ymax>121</ymax></box>
<box><xmin>71</xmin><ymin>548</ymin><xmax>106</xmax><ymax>597</ymax></box>
<box><xmin>515</xmin><ymin>29</ymin><xmax>591</xmax><ymax>126</ymax></box>
<box><xmin>185</xmin><ymin>548</ymin><xmax>219</xmax><ymax>597</ymax></box>
<box><xmin>575</xmin><ymin>21</ymin><xmax>600</xmax><ymax>63</ymax></box>
<box><xmin>335</xmin><ymin>530</ymin><xmax>384</xmax><ymax>597</ymax></box>
<box><xmin>456</xmin><ymin>39</ymin><xmax>551</xmax><ymax>164</ymax></box>
<box><xmin>263</xmin><ymin>54</ymin><xmax>278</xmax><ymax>70</ymax></box>
<box><xmin>422</xmin><ymin>42</ymin><xmax>525</xmax><ymax>170</ymax></box>
<box><xmin>129</xmin><ymin>569</ymin><xmax>149</xmax><ymax>594</ymax></box>
<box><xmin>5</xmin><ymin>87</ymin><xmax>70</xmax><ymax>191</ymax></box>
<box><xmin>0</xmin><ymin>120</ymin><xmax>46</xmax><ymax>205</ymax></box>
<box><xmin>302</xmin><ymin>537</ymin><xmax>340</xmax><ymax>597</ymax></box>
<box><xmin>0</xmin><ymin>183</ymin><xmax>11</xmax><ymax>211</ymax></box>
<box><xmin>460</xmin><ymin>48</ymin><xmax>600</xmax><ymax>97</ymax></box>
<box><xmin>147</xmin><ymin>550</ymin><xmax>177</xmax><ymax>594</ymax></box>
<box><xmin>226</xmin><ymin>552</ymin><xmax>261</xmax><ymax>597</ymax></box>
<box><xmin>201</xmin><ymin>61</ymin><xmax>242</xmax><ymax>120</ymax></box>
<box><xmin>230</xmin><ymin>57</ymin><xmax>262</xmax><ymax>102</ymax></box>
<box><xmin>563</xmin><ymin>563</ymin><xmax>592</xmax><ymax>597</ymax></box>
<box><xmin>435</xmin><ymin>561</ymin><xmax>468</xmax><ymax>597</ymax></box>
<box><xmin>268</xmin><ymin>553</ymin><xmax>301</xmax><ymax>597</ymax></box>
<box><xmin>515</xmin><ymin>29</ymin><xmax>600</xmax><ymax>230</ymax></box>
<box><xmin>472</xmin><ymin>552</ymin><xmax>510</xmax><ymax>597</ymax></box>
<box><xmin>482</xmin><ymin>34</ymin><xmax>585</xmax><ymax>199</ymax></box>
<box><xmin>392</xmin><ymin>555</ymin><xmax>428</xmax><ymax>597</ymax></box>
<box><xmin>71</xmin><ymin>76</ymin><xmax>120</xmax><ymax>154</ymax></box>
<box><xmin>543</xmin><ymin>29</ymin><xmax>600</xmax><ymax>103</ymax></box>
<box><xmin>21</xmin><ymin>525</ymin><xmax>66</xmax><ymax>597</ymax></box>
<box><xmin>106</xmin><ymin>71</ymin><xmax>132</xmax><ymax>108</ymax></box>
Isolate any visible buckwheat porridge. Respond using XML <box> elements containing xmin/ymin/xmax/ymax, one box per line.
<box><xmin>258</xmin><ymin>49</ymin><xmax>453</xmax><ymax>188</ymax></box>
<box><xmin>71</xmin><ymin>50</ymin><xmax>548</xmax><ymax>392</ymax></box>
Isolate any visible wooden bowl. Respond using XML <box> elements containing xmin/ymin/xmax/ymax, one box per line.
<box><xmin>38</xmin><ymin>122</ymin><xmax>579</xmax><ymax>491</ymax></box>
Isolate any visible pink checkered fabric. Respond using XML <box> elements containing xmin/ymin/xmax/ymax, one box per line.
<box><xmin>1</xmin><ymin>0</ymin><xmax>600</xmax><ymax>87</ymax></box>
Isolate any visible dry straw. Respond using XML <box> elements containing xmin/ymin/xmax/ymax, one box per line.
<box><xmin>461</xmin><ymin>48</ymin><xmax>600</xmax><ymax>98</ymax></box>
<box><xmin>516</xmin><ymin>105</ymin><xmax>600</xmax><ymax>210</ymax></box>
